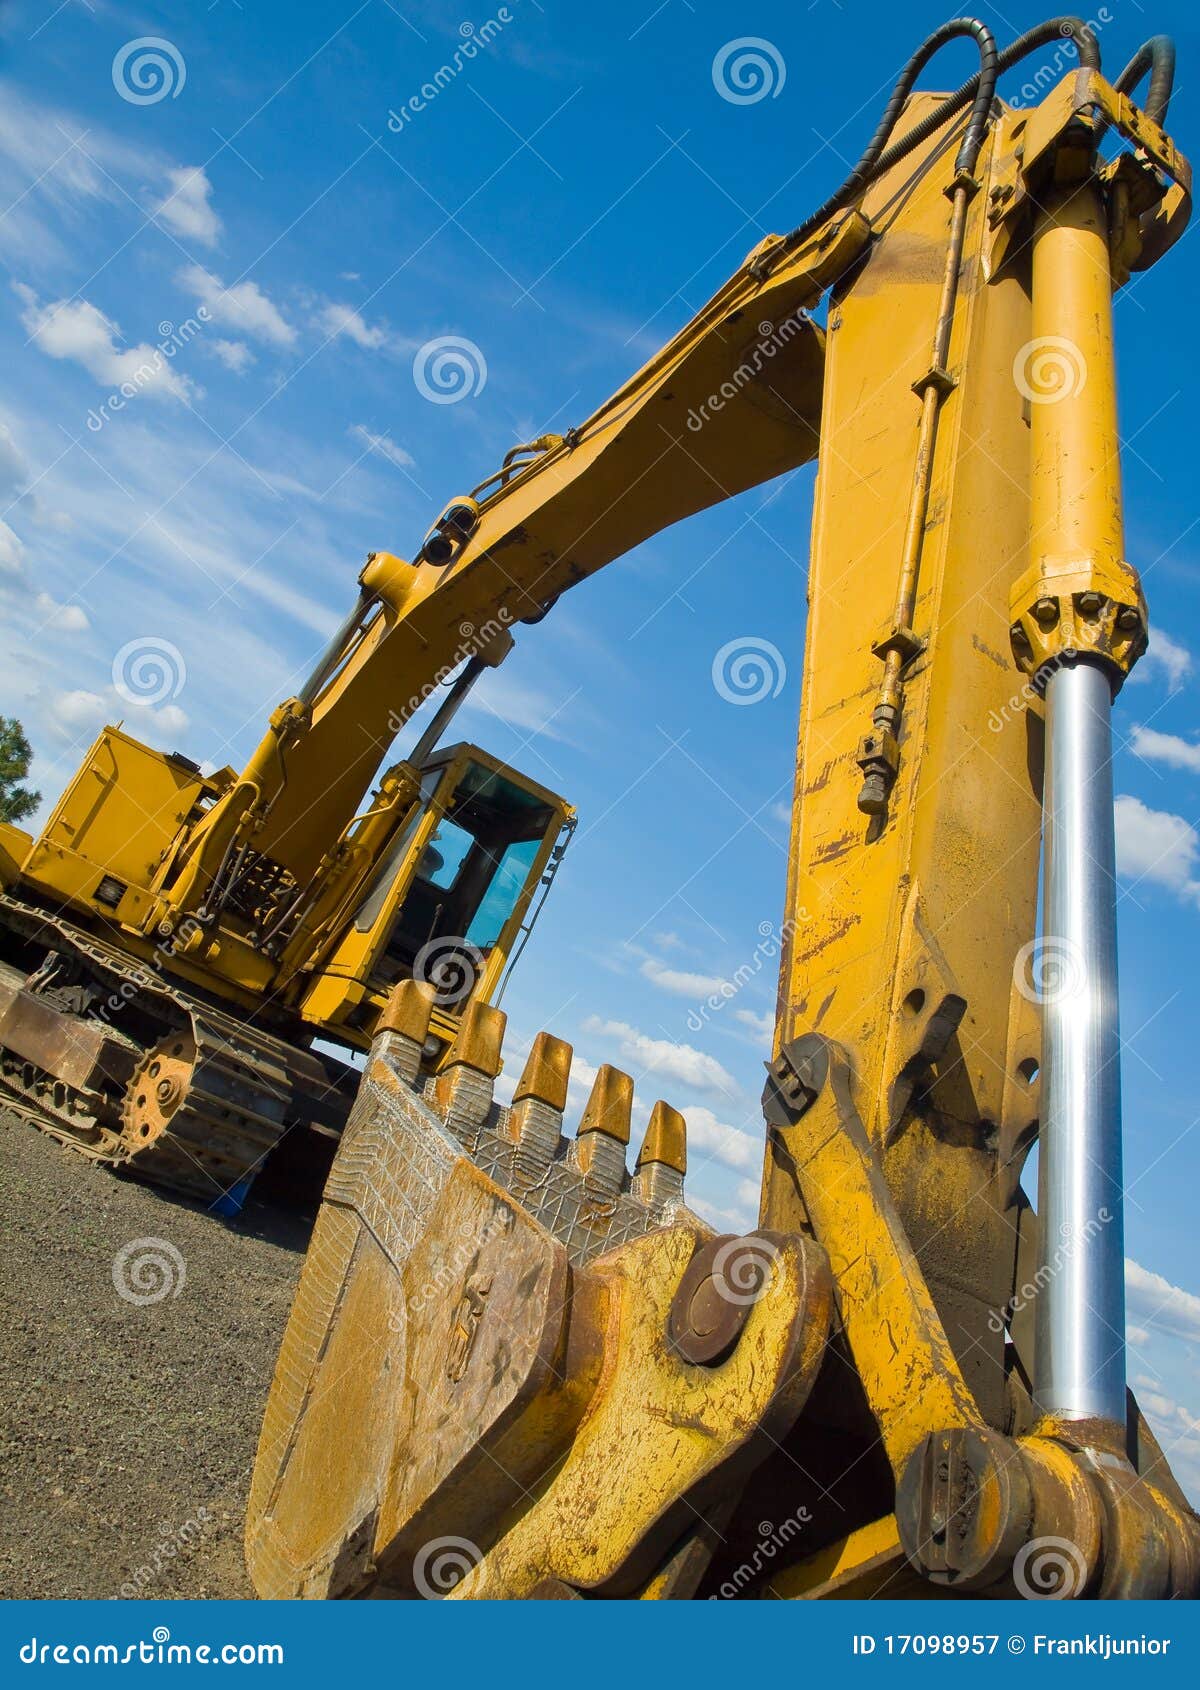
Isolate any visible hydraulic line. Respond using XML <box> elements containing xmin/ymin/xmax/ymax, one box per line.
<box><xmin>1112</xmin><ymin>34</ymin><xmax>1175</xmax><ymax>124</ymax></box>
<box><xmin>853</xmin><ymin>22</ymin><xmax>1000</xmax><ymax>815</ymax></box>
<box><xmin>783</xmin><ymin>16</ymin><xmax>1100</xmax><ymax>257</ymax></box>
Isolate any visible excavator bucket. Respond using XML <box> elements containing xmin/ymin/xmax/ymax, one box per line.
<box><xmin>247</xmin><ymin>983</ymin><xmax>832</xmax><ymax>1599</ymax></box>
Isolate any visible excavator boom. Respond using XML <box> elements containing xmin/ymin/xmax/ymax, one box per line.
<box><xmin>244</xmin><ymin>18</ymin><xmax>1199</xmax><ymax>1601</ymax></box>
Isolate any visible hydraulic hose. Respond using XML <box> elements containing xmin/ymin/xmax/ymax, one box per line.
<box><xmin>1112</xmin><ymin>34</ymin><xmax>1175</xmax><ymax>125</ymax></box>
<box><xmin>785</xmin><ymin>15</ymin><xmax>1100</xmax><ymax>252</ymax></box>
<box><xmin>790</xmin><ymin>17</ymin><xmax>997</xmax><ymax>248</ymax></box>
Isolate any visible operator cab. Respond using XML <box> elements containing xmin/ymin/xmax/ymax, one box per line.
<box><xmin>377</xmin><ymin>749</ymin><xmax>567</xmax><ymax>996</ymax></box>
<box><xmin>320</xmin><ymin>743</ymin><xmax>574</xmax><ymax>1057</ymax></box>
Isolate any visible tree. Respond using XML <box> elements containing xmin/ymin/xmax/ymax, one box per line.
<box><xmin>0</xmin><ymin>717</ymin><xmax>40</xmax><ymax>825</ymax></box>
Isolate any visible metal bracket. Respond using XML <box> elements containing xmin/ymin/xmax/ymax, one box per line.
<box><xmin>762</xmin><ymin>1032</ymin><xmax>831</xmax><ymax>1128</ymax></box>
<box><xmin>993</xmin><ymin>69</ymin><xmax>1191</xmax><ymax>275</ymax></box>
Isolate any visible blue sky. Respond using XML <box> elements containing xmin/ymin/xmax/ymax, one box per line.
<box><xmin>2</xmin><ymin>0</ymin><xmax>1200</xmax><ymax>1500</ymax></box>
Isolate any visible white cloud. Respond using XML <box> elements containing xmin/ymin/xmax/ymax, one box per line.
<box><xmin>734</xmin><ymin>1006</ymin><xmax>774</xmax><ymax>1039</ymax></box>
<box><xmin>51</xmin><ymin>689</ymin><xmax>106</xmax><ymax>733</ymax></box>
<box><xmin>0</xmin><ymin>519</ymin><xmax>25</xmax><ymax>577</ymax></box>
<box><xmin>210</xmin><ymin>339</ymin><xmax>255</xmax><ymax>373</ymax></box>
<box><xmin>1140</xmin><ymin>1388</ymin><xmax>1200</xmax><ymax>1435</ymax></box>
<box><xmin>1114</xmin><ymin>794</ymin><xmax>1200</xmax><ymax>907</ymax></box>
<box><xmin>695</xmin><ymin>1195</ymin><xmax>758</xmax><ymax>1232</ymax></box>
<box><xmin>464</xmin><ymin>670</ymin><xmax>573</xmax><ymax>744</ymax></box>
<box><xmin>640</xmin><ymin>957</ymin><xmax>728</xmax><ymax>998</ymax></box>
<box><xmin>1130</xmin><ymin>726</ymin><xmax>1200</xmax><ymax>775</ymax></box>
<box><xmin>685</xmin><ymin>1105</ymin><xmax>760</xmax><ymax>1171</ymax></box>
<box><xmin>1130</xmin><ymin>628</ymin><xmax>1192</xmax><ymax>693</ymax></box>
<box><xmin>16</xmin><ymin>285</ymin><xmax>196</xmax><ymax>403</ymax></box>
<box><xmin>1129</xmin><ymin>1371</ymin><xmax>1200</xmax><ymax>1499</ymax></box>
<box><xmin>153</xmin><ymin>166</ymin><xmax>221</xmax><ymax>247</ymax></box>
<box><xmin>34</xmin><ymin>592</ymin><xmax>88</xmax><ymax>632</ymax></box>
<box><xmin>348</xmin><ymin>423</ymin><xmax>414</xmax><ymax>470</ymax></box>
<box><xmin>319</xmin><ymin>302</ymin><xmax>387</xmax><ymax>350</ymax></box>
<box><xmin>0</xmin><ymin>88</ymin><xmax>159</xmax><ymax>269</ymax></box>
<box><xmin>580</xmin><ymin>1015</ymin><xmax>738</xmax><ymax>1097</ymax></box>
<box><xmin>177</xmin><ymin>264</ymin><xmax>295</xmax><ymax>348</ymax></box>
<box><xmin>50</xmin><ymin>687</ymin><xmax>188</xmax><ymax>743</ymax></box>
<box><xmin>1126</xmin><ymin>1258</ymin><xmax>1200</xmax><ymax>1346</ymax></box>
<box><xmin>0</xmin><ymin>414</ymin><xmax>67</xmax><ymax>530</ymax></box>
<box><xmin>0</xmin><ymin>420</ymin><xmax>29</xmax><ymax>499</ymax></box>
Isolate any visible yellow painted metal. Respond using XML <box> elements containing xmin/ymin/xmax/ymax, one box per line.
<box><xmin>6</xmin><ymin>221</ymin><xmax>854</xmax><ymax>1063</ymax></box>
<box><xmin>767</xmin><ymin>1516</ymin><xmax>911</xmax><ymax>1600</ymax></box>
<box><xmin>762</xmin><ymin>1039</ymin><xmax>981</xmax><ymax>1473</ymax></box>
<box><xmin>3</xmin><ymin>38</ymin><xmax>1193</xmax><ymax>1599</ymax></box>
<box><xmin>246</xmin><ymin>1015</ymin><xmax>831</xmax><ymax>1599</ymax></box>
<box><xmin>12</xmin><ymin>728</ymin><xmax>571</xmax><ymax>1064</ymax></box>
<box><xmin>295</xmin><ymin>742</ymin><xmax>573</xmax><ymax>1042</ymax></box>
<box><xmin>766</xmin><ymin>98</ymin><xmax>1046</xmax><ymax>1432</ymax></box>
<box><xmin>121</xmin><ymin>214</ymin><xmax>862</xmax><ymax>957</ymax></box>
<box><xmin>451</xmin><ymin>1225</ymin><xmax>831</xmax><ymax>1599</ymax></box>
<box><xmin>0</xmin><ymin>824</ymin><xmax>31</xmax><ymax>889</ymax></box>
<box><xmin>237</xmin><ymin>65</ymin><xmax>1193</xmax><ymax>1600</ymax></box>
<box><xmin>19</xmin><ymin>728</ymin><xmax>216</xmax><ymax>923</ymax></box>
<box><xmin>1009</xmin><ymin>177</ymin><xmax>1147</xmax><ymax>681</ymax></box>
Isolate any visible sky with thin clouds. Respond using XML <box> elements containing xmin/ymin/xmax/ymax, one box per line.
<box><xmin>2</xmin><ymin>0</ymin><xmax>1199</xmax><ymax>1500</ymax></box>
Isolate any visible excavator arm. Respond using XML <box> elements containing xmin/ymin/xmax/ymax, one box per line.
<box><xmin>153</xmin><ymin>223</ymin><xmax>850</xmax><ymax>938</ymax></box>
<box><xmin>245</xmin><ymin>19</ymin><xmax>1199</xmax><ymax>1600</ymax></box>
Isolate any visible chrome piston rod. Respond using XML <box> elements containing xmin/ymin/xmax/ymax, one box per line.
<box><xmin>1034</xmin><ymin>658</ymin><xmax>1126</xmax><ymax>1424</ymax></box>
<box><xmin>1025</xmin><ymin>177</ymin><xmax>1132</xmax><ymax>1430</ymax></box>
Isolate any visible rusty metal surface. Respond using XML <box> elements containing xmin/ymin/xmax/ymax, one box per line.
<box><xmin>0</xmin><ymin>975</ymin><xmax>135</xmax><ymax>1098</ymax></box>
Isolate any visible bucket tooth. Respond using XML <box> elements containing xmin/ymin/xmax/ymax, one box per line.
<box><xmin>502</xmin><ymin>1031</ymin><xmax>572</xmax><ymax>1169</ymax></box>
<box><xmin>571</xmin><ymin>1063</ymin><xmax>633</xmax><ymax>1195</ymax></box>
<box><xmin>373</xmin><ymin>979</ymin><xmax>436</xmax><ymax>1084</ymax></box>
<box><xmin>432</xmin><ymin>999</ymin><xmax>506</xmax><ymax>1146</ymax></box>
<box><xmin>632</xmin><ymin>1101</ymin><xmax>687</xmax><ymax>1210</ymax></box>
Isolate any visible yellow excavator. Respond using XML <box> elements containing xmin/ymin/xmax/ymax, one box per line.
<box><xmin>0</xmin><ymin>593</ymin><xmax>576</xmax><ymax>1199</ymax></box>
<box><xmin>239</xmin><ymin>16</ymin><xmax>1200</xmax><ymax>1601</ymax></box>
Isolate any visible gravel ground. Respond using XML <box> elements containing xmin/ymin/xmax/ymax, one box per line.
<box><xmin>0</xmin><ymin>1112</ymin><xmax>310</xmax><ymax>1599</ymax></box>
